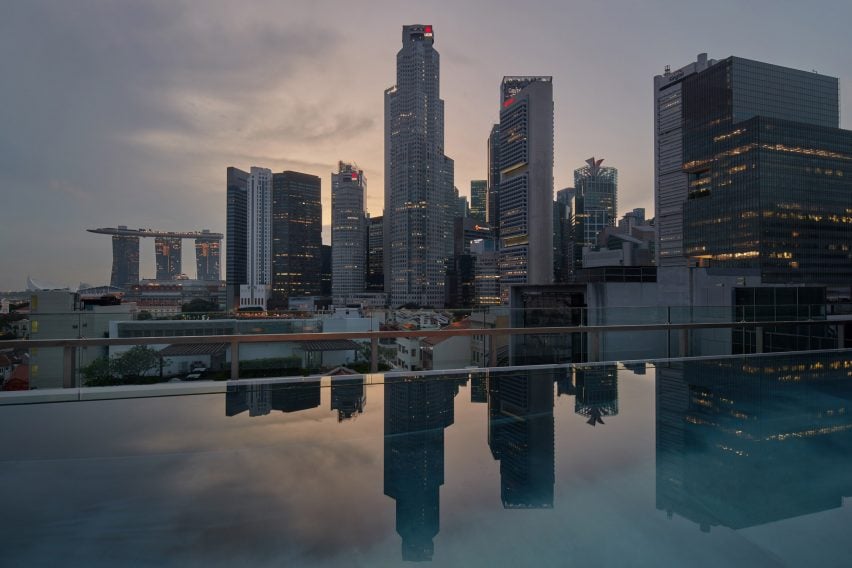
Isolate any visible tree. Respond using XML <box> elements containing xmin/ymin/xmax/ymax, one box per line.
<box><xmin>137</xmin><ymin>310</ymin><xmax>153</xmax><ymax>320</ymax></box>
<box><xmin>112</xmin><ymin>346</ymin><xmax>162</xmax><ymax>379</ymax></box>
<box><xmin>81</xmin><ymin>346</ymin><xmax>165</xmax><ymax>386</ymax></box>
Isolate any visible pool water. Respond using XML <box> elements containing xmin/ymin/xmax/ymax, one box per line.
<box><xmin>2</xmin><ymin>351</ymin><xmax>852</xmax><ymax>566</ymax></box>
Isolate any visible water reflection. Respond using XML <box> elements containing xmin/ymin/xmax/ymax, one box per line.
<box><xmin>488</xmin><ymin>369</ymin><xmax>555</xmax><ymax>508</ymax></box>
<box><xmin>383</xmin><ymin>375</ymin><xmax>463</xmax><ymax>561</ymax></box>
<box><xmin>225</xmin><ymin>380</ymin><xmax>322</xmax><ymax>417</ymax></box>
<box><xmin>656</xmin><ymin>354</ymin><xmax>852</xmax><ymax>532</ymax></box>
<box><xmin>331</xmin><ymin>377</ymin><xmax>366</xmax><ymax>422</ymax></box>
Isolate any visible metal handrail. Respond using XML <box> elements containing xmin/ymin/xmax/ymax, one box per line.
<box><xmin>4</xmin><ymin>316</ymin><xmax>849</xmax><ymax>387</ymax></box>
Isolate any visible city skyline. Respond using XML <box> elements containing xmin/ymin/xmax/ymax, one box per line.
<box><xmin>3</xmin><ymin>1</ymin><xmax>852</xmax><ymax>289</ymax></box>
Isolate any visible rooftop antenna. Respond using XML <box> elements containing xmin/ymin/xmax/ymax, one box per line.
<box><xmin>664</xmin><ymin>65</ymin><xmax>671</xmax><ymax>76</ymax></box>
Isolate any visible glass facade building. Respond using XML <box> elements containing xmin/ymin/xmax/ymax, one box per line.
<box><xmin>682</xmin><ymin>57</ymin><xmax>851</xmax><ymax>285</ymax></box>
<box><xmin>498</xmin><ymin>76</ymin><xmax>554</xmax><ymax>301</ymax></box>
<box><xmin>366</xmin><ymin>215</ymin><xmax>384</xmax><ymax>292</ymax></box>
<box><xmin>271</xmin><ymin>171</ymin><xmax>322</xmax><ymax>306</ymax></box>
<box><xmin>470</xmin><ymin>180</ymin><xmax>487</xmax><ymax>223</ymax></box>
<box><xmin>331</xmin><ymin>162</ymin><xmax>366</xmax><ymax>304</ymax></box>
<box><xmin>226</xmin><ymin>167</ymin><xmax>248</xmax><ymax>310</ymax></box>
<box><xmin>110</xmin><ymin>234</ymin><xmax>139</xmax><ymax>289</ymax></box>
<box><xmin>574</xmin><ymin>158</ymin><xmax>618</xmax><ymax>269</ymax></box>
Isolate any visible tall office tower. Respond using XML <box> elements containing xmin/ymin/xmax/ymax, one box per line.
<box><xmin>366</xmin><ymin>214</ymin><xmax>384</xmax><ymax>292</ymax></box>
<box><xmin>271</xmin><ymin>171</ymin><xmax>323</xmax><ymax>306</ymax></box>
<box><xmin>681</xmin><ymin>57</ymin><xmax>851</xmax><ymax>285</ymax></box>
<box><xmin>553</xmin><ymin>187</ymin><xmax>574</xmax><ymax>282</ymax></box>
<box><xmin>331</xmin><ymin>162</ymin><xmax>366</xmax><ymax>304</ymax></box>
<box><xmin>456</xmin><ymin>193</ymin><xmax>469</xmax><ymax>219</ymax></box>
<box><xmin>226</xmin><ymin>167</ymin><xmax>249</xmax><ymax>310</ymax></box>
<box><xmin>194</xmin><ymin>231</ymin><xmax>220</xmax><ymax>281</ymax></box>
<box><xmin>487</xmin><ymin>124</ymin><xmax>501</xmax><ymax>230</ymax></box>
<box><xmin>110</xmin><ymin>233</ymin><xmax>139</xmax><ymax>289</ymax></box>
<box><xmin>384</xmin><ymin>24</ymin><xmax>455</xmax><ymax>308</ymax></box>
<box><xmin>384</xmin><ymin>375</ymin><xmax>458</xmax><ymax>561</ymax></box>
<box><xmin>574</xmin><ymin>158</ymin><xmax>618</xmax><ymax>269</ymax></box>
<box><xmin>445</xmin><ymin>218</ymin><xmax>494</xmax><ymax>308</ymax></box>
<box><xmin>654</xmin><ymin>54</ymin><xmax>716</xmax><ymax>268</ymax></box>
<box><xmin>498</xmin><ymin>76</ymin><xmax>554</xmax><ymax>300</ymax></box>
<box><xmin>470</xmin><ymin>180</ymin><xmax>487</xmax><ymax>223</ymax></box>
<box><xmin>239</xmin><ymin>166</ymin><xmax>272</xmax><ymax>310</ymax></box>
<box><xmin>154</xmin><ymin>237</ymin><xmax>182</xmax><ymax>280</ymax></box>
<box><xmin>321</xmin><ymin>244</ymin><xmax>332</xmax><ymax>297</ymax></box>
<box><xmin>488</xmin><ymin>370</ymin><xmax>555</xmax><ymax>508</ymax></box>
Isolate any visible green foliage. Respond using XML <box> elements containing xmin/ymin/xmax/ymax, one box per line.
<box><xmin>81</xmin><ymin>346</ymin><xmax>166</xmax><ymax>386</ymax></box>
<box><xmin>137</xmin><ymin>310</ymin><xmax>153</xmax><ymax>320</ymax></box>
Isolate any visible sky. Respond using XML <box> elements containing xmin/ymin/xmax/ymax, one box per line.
<box><xmin>1</xmin><ymin>0</ymin><xmax>851</xmax><ymax>290</ymax></box>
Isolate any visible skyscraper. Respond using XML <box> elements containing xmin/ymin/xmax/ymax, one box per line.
<box><xmin>331</xmin><ymin>162</ymin><xmax>366</xmax><ymax>304</ymax></box>
<box><xmin>574</xmin><ymin>158</ymin><xmax>618</xmax><ymax>269</ymax></box>
<box><xmin>498</xmin><ymin>76</ymin><xmax>554</xmax><ymax>300</ymax></box>
<box><xmin>226</xmin><ymin>167</ymin><xmax>248</xmax><ymax>310</ymax></box>
<box><xmin>384</xmin><ymin>25</ymin><xmax>455</xmax><ymax>308</ymax></box>
<box><xmin>271</xmin><ymin>171</ymin><xmax>322</xmax><ymax>306</ymax></box>
<box><xmin>110</xmin><ymin>233</ymin><xmax>139</xmax><ymax>289</ymax></box>
<box><xmin>553</xmin><ymin>187</ymin><xmax>574</xmax><ymax>282</ymax></box>
<box><xmin>154</xmin><ymin>237</ymin><xmax>182</xmax><ymax>280</ymax></box>
<box><xmin>194</xmin><ymin>231</ymin><xmax>220</xmax><ymax>281</ymax></box>
<box><xmin>487</xmin><ymin>124</ymin><xmax>501</xmax><ymax>231</ymax></box>
<box><xmin>470</xmin><ymin>180</ymin><xmax>487</xmax><ymax>223</ymax></box>
<box><xmin>653</xmin><ymin>54</ymin><xmax>716</xmax><ymax>269</ymax></box>
<box><xmin>680</xmin><ymin>57</ymin><xmax>851</xmax><ymax>285</ymax></box>
<box><xmin>366</xmin><ymin>214</ymin><xmax>384</xmax><ymax>292</ymax></box>
<box><xmin>240</xmin><ymin>166</ymin><xmax>272</xmax><ymax>310</ymax></box>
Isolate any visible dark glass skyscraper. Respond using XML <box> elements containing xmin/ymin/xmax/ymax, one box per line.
<box><xmin>366</xmin><ymin>214</ymin><xmax>384</xmax><ymax>292</ymax></box>
<box><xmin>271</xmin><ymin>171</ymin><xmax>322</xmax><ymax>306</ymax></box>
<box><xmin>384</xmin><ymin>25</ymin><xmax>455</xmax><ymax>308</ymax></box>
<box><xmin>110</xmin><ymin>234</ymin><xmax>139</xmax><ymax>289</ymax></box>
<box><xmin>226</xmin><ymin>167</ymin><xmax>248</xmax><ymax>310</ymax></box>
<box><xmin>470</xmin><ymin>180</ymin><xmax>487</xmax><ymax>223</ymax></box>
<box><xmin>681</xmin><ymin>57</ymin><xmax>851</xmax><ymax>285</ymax></box>
<box><xmin>487</xmin><ymin>124</ymin><xmax>501</xmax><ymax>231</ymax></box>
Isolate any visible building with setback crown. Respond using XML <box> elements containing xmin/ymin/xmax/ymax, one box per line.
<box><xmin>654</xmin><ymin>54</ymin><xmax>716</xmax><ymax>269</ymax></box>
<box><xmin>498</xmin><ymin>76</ymin><xmax>554</xmax><ymax>301</ymax></box>
<box><xmin>331</xmin><ymin>162</ymin><xmax>366</xmax><ymax>304</ymax></box>
<box><xmin>384</xmin><ymin>25</ymin><xmax>455</xmax><ymax>308</ymax></box>
<box><xmin>680</xmin><ymin>56</ymin><xmax>852</xmax><ymax>286</ymax></box>
<box><xmin>574</xmin><ymin>158</ymin><xmax>618</xmax><ymax>270</ymax></box>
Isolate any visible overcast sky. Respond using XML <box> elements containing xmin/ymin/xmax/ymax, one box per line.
<box><xmin>1</xmin><ymin>0</ymin><xmax>850</xmax><ymax>290</ymax></box>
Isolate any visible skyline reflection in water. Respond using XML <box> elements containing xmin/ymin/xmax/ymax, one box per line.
<box><xmin>1</xmin><ymin>352</ymin><xmax>851</xmax><ymax>565</ymax></box>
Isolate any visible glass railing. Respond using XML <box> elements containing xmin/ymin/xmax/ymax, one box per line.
<box><xmin>1</xmin><ymin>305</ymin><xmax>847</xmax><ymax>393</ymax></box>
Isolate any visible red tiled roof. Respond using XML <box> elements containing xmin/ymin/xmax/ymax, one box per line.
<box><xmin>3</xmin><ymin>365</ymin><xmax>29</xmax><ymax>391</ymax></box>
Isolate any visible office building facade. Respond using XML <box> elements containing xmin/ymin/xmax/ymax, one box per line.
<box><xmin>384</xmin><ymin>25</ymin><xmax>455</xmax><ymax>308</ymax></box>
<box><xmin>367</xmin><ymin>214</ymin><xmax>384</xmax><ymax>292</ymax></box>
<box><xmin>498</xmin><ymin>76</ymin><xmax>554</xmax><ymax>300</ymax></box>
<box><xmin>226</xmin><ymin>167</ymin><xmax>249</xmax><ymax>310</ymax></box>
<box><xmin>653</xmin><ymin>54</ymin><xmax>716</xmax><ymax>268</ymax></box>
<box><xmin>487</xmin><ymin>124</ymin><xmax>501</xmax><ymax>231</ymax></box>
<box><xmin>240</xmin><ymin>166</ymin><xmax>273</xmax><ymax>310</ymax></box>
<box><xmin>574</xmin><ymin>158</ymin><xmax>618</xmax><ymax>269</ymax></box>
<box><xmin>331</xmin><ymin>162</ymin><xmax>366</xmax><ymax>304</ymax></box>
<box><xmin>681</xmin><ymin>57</ymin><xmax>851</xmax><ymax>285</ymax></box>
<box><xmin>470</xmin><ymin>180</ymin><xmax>487</xmax><ymax>223</ymax></box>
<box><xmin>271</xmin><ymin>171</ymin><xmax>323</xmax><ymax>306</ymax></box>
<box><xmin>110</xmin><ymin>234</ymin><xmax>139</xmax><ymax>289</ymax></box>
